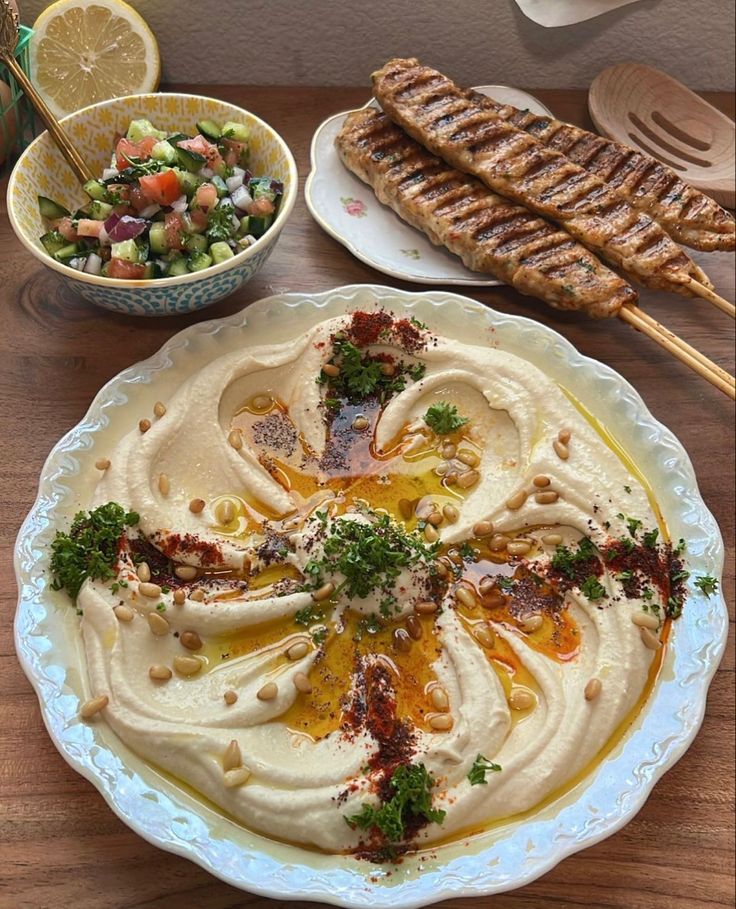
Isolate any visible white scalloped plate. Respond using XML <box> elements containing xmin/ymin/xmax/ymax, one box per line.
<box><xmin>14</xmin><ymin>285</ymin><xmax>727</xmax><ymax>907</ymax></box>
<box><xmin>305</xmin><ymin>88</ymin><xmax>554</xmax><ymax>285</ymax></box>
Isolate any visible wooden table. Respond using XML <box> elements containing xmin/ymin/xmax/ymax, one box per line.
<box><xmin>2</xmin><ymin>86</ymin><xmax>734</xmax><ymax>909</ymax></box>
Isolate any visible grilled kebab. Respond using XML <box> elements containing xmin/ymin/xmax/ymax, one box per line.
<box><xmin>371</xmin><ymin>58</ymin><xmax>716</xmax><ymax>299</ymax></box>
<box><xmin>336</xmin><ymin>107</ymin><xmax>636</xmax><ymax>317</ymax></box>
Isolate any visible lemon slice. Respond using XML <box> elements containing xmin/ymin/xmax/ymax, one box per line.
<box><xmin>30</xmin><ymin>0</ymin><xmax>160</xmax><ymax>119</ymax></box>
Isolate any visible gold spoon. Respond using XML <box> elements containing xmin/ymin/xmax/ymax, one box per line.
<box><xmin>0</xmin><ymin>0</ymin><xmax>94</xmax><ymax>182</ymax></box>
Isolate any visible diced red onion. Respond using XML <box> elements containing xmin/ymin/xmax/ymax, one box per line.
<box><xmin>102</xmin><ymin>167</ymin><xmax>118</xmax><ymax>180</ymax></box>
<box><xmin>200</xmin><ymin>166</ymin><xmax>214</xmax><ymax>178</ymax></box>
<box><xmin>231</xmin><ymin>184</ymin><xmax>253</xmax><ymax>210</ymax></box>
<box><xmin>98</xmin><ymin>226</ymin><xmax>110</xmax><ymax>246</ymax></box>
<box><xmin>84</xmin><ymin>252</ymin><xmax>102</xmax><ymax>275</ymax></box>
<box><xmin>171</xmin><ymin>195</ymin><xmax>188</xmax><ymax>213</ymax></box>
<box><xmin>231</xmin><ymin>214</ymin><xmax>240</xmax><ymax>229</ymax></box>
<box><xmin>232</xmin><ymin>166</ymin><xmax>245</xmax><ymax>178</ymax></box>
<box><xmin>104</xmin><ymin>213</ymin><xmax>147</xmax><ymax>242</ymax></box>
<box><xmin>226</xmin><ymin>173</ymin><xmax>244</xmax><ymax>194</ymax></box>
<box><xmin>138</xmin><ymin>203</ymin><xmax>161</xmax><ymax>219</ymax></box>
<box><xmin>269</xmin><ymin>179</ymin><xmax>284</xmax><ymax>195</ymax></box>
<box><xmin>69</xmin><ymin>256</ymin><xmax>86</xmax><ymax>271</ymax></box>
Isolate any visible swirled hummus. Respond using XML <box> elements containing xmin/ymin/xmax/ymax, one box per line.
<box><xmin>76</xmin><ymin>309</ymin><xmax>686</xmax><ymax>858</ymax></box>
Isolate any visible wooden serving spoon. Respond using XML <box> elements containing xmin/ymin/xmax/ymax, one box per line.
<box><xmin>0</xmin><ymin>0</ymin><xmax>94</xmax><ymax>182</ymax></box>
<box><xmin>589</xmin><ymin>62</ymin><xmax>735</xmax><ymax>209</ymax></box>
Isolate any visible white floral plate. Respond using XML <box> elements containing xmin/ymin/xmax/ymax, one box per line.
<box><xmin>14</xmin><ymin>285</ymin><xmax>727</xmax><ymax>907</ymax></box>
<box><xmin>305</xmin><ymin>88</ymin><xmax>554</xmax><ymax>285</ymax></box>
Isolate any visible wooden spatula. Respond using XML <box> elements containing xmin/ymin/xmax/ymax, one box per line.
<box><xmin>589</xmin><ymin>63</ymin><xmax>735</xmax><ymax>209</ymax></box>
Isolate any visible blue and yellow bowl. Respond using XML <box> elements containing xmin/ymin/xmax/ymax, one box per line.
<box><xmin>7</xmin><ymin>93</ymin><xmax>297</xmax><ymax>316</ymax></box>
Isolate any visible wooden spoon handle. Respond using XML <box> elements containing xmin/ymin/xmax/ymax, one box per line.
<box><xmin>1</xmin><ymin>51</ymin><xmax>95</xmax><ymax>184</ymax></box>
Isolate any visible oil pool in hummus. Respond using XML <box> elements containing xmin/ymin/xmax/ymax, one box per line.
<box><xmin>71</xmin><ymin>310</ymin><xmax>688</xmax><ymax>859</ymax></box>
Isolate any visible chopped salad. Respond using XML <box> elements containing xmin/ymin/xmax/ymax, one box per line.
<box><xmin>37</xmin><ymin>117</ymin><xmax>284</xmax><ymax>279</ymax></box>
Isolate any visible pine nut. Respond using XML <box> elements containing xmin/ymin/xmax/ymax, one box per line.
<box><xmin>457</xmin><ymin>449</ymin><xmax>479</xmax><ymax>467</ymax></box>
<box><xmin>424</xmin><ymin>523</ymin><xmax>439</xmax><ymax>543</ymax></box>
<box><xmin>478</xmin><ymin>576</ymin><xmax>495</xmax><ymax>595</ymax></box>
<box><xmin>585</xmin><ymin>678</ymin><xmax>602</xmax><ymax>701</ymax></box>
<box><xmin>398</xmin><ymin>498</ymin><xmax>414</xmax><ymax>520</ymax></box>
<box><xmin>228</xmin><ymin>429</ymin><xmax>243</xmax><ymax>450</ymax></box>
<box><xmin>352</xmin><ymin>416</ymin><xmax>369</xmax><ymax>431</ymax></box>
<box><xmin>415</xmin><ymin>499</ymin><xmax>436</xmax><ymax>520</ymax></box>
<box><xmin>173</xmin><ymin>589</ymin><xmax>186</xmax><ymax>606</ymax></box>
<box><xmin>137</xmin><ymin>561</ymin><xmax>151</xmax><ymax>583</ymax></box>
<box><xmin>535</xmin><ymin>490</ymin><xmax>559</xmax><ymax>505</ymax></box>
<box><xmin>553</xmin><ymin>440</ymin><xmax>569</xmax><ymax>460</ymax></box>
<box><xmin>293</xmin><ymin>672</ymin><xmax>312</xmax><ymax>693</ymax></box>
<box><xmin>175</xmin><ymin>565</ymin><xmax>197</xmax><ymax>581</ymax></box>
<box><xmin>473</xmin><ymin>520</ymin><xmax>493</xmax><ymax>537</ymax></box>
<box><xmin>189</xmin><ymin>588</ymin><xmax>205</xmax><ymax>602</ymax></box>
<box><xmin>640</xmin><ymin>626</ymin><xmax>661</xmax><ymax>650</ymax></box>
<box><xmin>434</xmin><ymin>560</ymin><xmax>448</xmax><ymax>577</ymax></box>
<box><xmin>444</xmin><ymin>472</ymin><xmax>458</xmax><ymax>486</ymax></box>
<box><xmin>312</xmin><ymin>582</ymin><xmax>335</xmax><ymax>602</ymax></box>
<box><xmin>139</xmin><ymin>418</ymin><xmax>151</xmax><ymax>434</ymax></box>
<box><xmin>287</xmin><ymin>641</ymin><xmax>309</xmax><ymax>660</ymax></box>
<box><xmin>456</xmin><ymin>469</ymin><xmax>479</xmax><ymax>489</ymax></box>
<box><xmin>158</xmin><ymin>473</ymin><xmax>170</xmax><ymax>496</ymax></box>
<box><xmin>138</xmin><ymin>582</ymin><xmax>162</xmax><ymax>599</ymax></box>
<box><xmin>415</xmin><ymin>600</ymin><xmax>438</xmax><ymax>615</ymax></box>
<box><xmin>223</xmin><ymin>739</ymin><xmax>242</xmax><ymax>771</ymax></box>
<box><xmin>224</xmin><ymin>690</ymin><xmax>238</xmax><ymax>705</ymax></box>
<box><xmin>506</xmin><ymin>489</ymin><xmax>527</xmax><ymax>510</ymax></box>
<box><xmin>507</xmin><ymin>540</ymin><xmax>532</xmax><ymax>556</ymax></box>
<box><xmin>95</xmin><ymin>458</ymin><xmax>111</xmax><ymax>470</ymax></box>
<box><xmin>80</xmin><ymin>695</ymin><xmax>108</xmax><ymax>718</ymax></box>
<box><xmin>482</xmin><ymin>593</ymin><xmax>506</xmax><ymax>609</ymax></box>
<box><xmin>533</xmin><ymin>475</ymin><xmax>550</xmax><ymax>488</ymax></box>
<box><xmin>252</xmin><ymin>395</ymin><xmax>272</xmax><ymax>410</ymax></box>
<box><xmin>474</xmin><ymin>624</ymin><xmax>495</xmax><ymax>648</ymax></box>
<box><xmin>380</xmin><ymin>362</ymin><xmax>396</xmax><ymax>376</ymax></box>
<box><xmin>257</xmin><ymin>681</ymin><xmax>278</xmax><ymax>700</ymax></box>
<box><xmin>523</xmin><ymin>614</ymin><xmax>543</xmax><ymax>633</ymax></box>
<box><xmin>429</xmin><ymin>714</ymin><xmax>453</xmax><ymax>731</ymax></box>
<box><xmin>149</xmin><ymin>665</ymin><xmax>172</xmax><ymax>681</ymax></box>
<box><xmin>153</xmin><ymin>401</ymin><xmax>167</xmax><ymax>418</ymax></box>
<box><xmin>189</xmin><ymin>498</ymin><xmax>206</xmax><ymax>513</ymax></box>
<box><xmin>180</xmin><ymin>630</ymin><xmax>202</xmax><ymax>651</ymax></box>
<box><xmin>393</xmin><ymin>628</ymin><xmax>412</xmax><ymax>652</ymax></box>
<box><xmin>455</xmin><ymin>586</ymin><xmax>477</xmax><ymax>608</ymax></box>
<box><xmin>509</xmin><ymin>689</ymin><xmax>535</xmax><ymax>711</ymax></box>
<box><xmin>431</xmin><ymin>687</ymin><xmax>449</xmax><ymax>711</ymax></box>
<box><xmin>173</xmin><ymin>655</ymin><xmax>203</xmax><ymax>676</ymax></box>
<box><xmin>405</xmin><ymin>615</ymin><xmax>423</xmax><ymax>640</ymax></box>
<box><xmin>543</xmin><ymin>533</ymin><xmax>563</xmax><ymax>545</ymax></box>
<box><xmin>435</xmin><ymin>461</ymin><xmax>449</xmax><ymax>476</ymax></box>
<box><xmin>322</xmin><ymin>363</ymin><xmax>340</xmax><ymax>377</ymax></box>
<box><xmin>490</xmin><ymin>534</ymin><xmax>508</xmax><ymax>552</ymax></box>
<box><xmin>558</xmin><ymin>428</ymin><xmax>571</xmax><ymax>445</ymax></box>
<box><xmin>426</xmin><ymin>511</ymin><xmax>443</xmax><ymax>526</ymax></box>
<box><xmin>442</xmin><ymin>504</ymin><xmax>459</xmax><ymax>523</ymax></box>
<box><xmin>632</xmin><ymin>612</ymin><xmax>659</xmax><ymax>630</ymax></box>
<box><xmin>147</xmin><ymin>612</ymin><xmax>169</xmax><ymax>636</ymax></box>
<box><xmin>114</xmin><ymin>604</ymin><xmax>134</xmax><ymax>622</ymax></box>
<box><xmin>441</xmin><ymin>443</ymin><xmax>456</xmax><ymax>460</ymax></box>
<box><xmin>223</xmin><ymin>766</ymin><xmax>251</xmax><ymax>788</ymax></box>
<box><xmin>216</xmin><ymin>499</ymin><xmax>235</xmax><ymax>525</ymax></box>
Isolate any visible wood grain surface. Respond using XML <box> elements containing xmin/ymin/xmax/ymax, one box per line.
<box><xmin>1</xmin><ymin>86</ymin><xmax>734</xmax><ymax>909</ymax></box>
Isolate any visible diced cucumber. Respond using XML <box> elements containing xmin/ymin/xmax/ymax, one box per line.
<box><xmin>176</xmin><ymin>146</ymin><xmax>206</xmax><ymax>173</ymax></box>
<box><xmin>166</xmin><ymin>132</ymin><xmax>190</xmax><ymax>145</ymax></box>
<box><xmin>38</xmin><ymin>195</ymin><xmax>70</xmax><ymax>220</ymax></box>
<box><xmin>73</xmin><ymin>205</ymin><xmax>92</xmax><ymax>219</ymax></box>
<box><xmin>187</xmin><ymin>251</ymin><xmax>212</xmax><ymax>272</ymax></box>
<box><xmin>249</xmin><ymin>176</ymin><xmax>277</xmax><ymax>202</ymax></box>
<box><xmin>111</xmin><ymin>239</ymin><xmax>139</xmax><ymax>262</ymax></box>
<box><xmin>184</xmin><ymin>233</ymin><xmax>208</xmax><ymax>254</ymax></box>
<box><xmin>167</xmin><ymin>256</ymin><xmax>189</xmax><ymax>277</ymax></box>
<box><xmin>221</xmin><ymin>121</ymin><xmax>249</xmax><ymax>143</ymax></box>
<box><xmin>149</xmin><ymin>222</ymin><xmax>168</xmax><ymax>255</ymax></box>
<box><xmin>84</xmin><ymin>179</ymin><xmax>110</xmax><ymax>202</ymax></box>
<box><xmin>136</xmin><ymin>240</ymin><xmax>150</xmax><ymax>263</ymax></box>
<box><xmin>209</xmin><ymin>241</ymin><xmax>234</xmax><ymax>265</ymax></box>
<box><xmin>235</xmin><ymin>215</ymin><xmax>250</xmax><ymax>237</ymax></box>
<box><xmin>89</xmin><ymin>200</ymin><xmax>113</xmax><ymax>221</ymax></box>
<box><xmin>248</xmin><ymin>214</ymin><xmax>273</xmax><ymax>237</ymax></box>
<box><xmin>142</xmin><ymin>261</ymin><xmax>163</xmax><ymax>279</ymax></box>
<box><xmin>127</xmin><ymin>118</ymin><xmax>167</xmax><ymax>142</ymax></box>
<box><xmin>197</xmin><ymin>119</ymin><xmax>221</xmax><ymax>141</ymax></box>
<box><xmin>174</xmin><ymin>168</ymin><xmax>202</xmax><ymax>198</ymax></box>
<box><xmin>211</xmin><ymin>175</ymin><xmax>228</xmax><ymax>198</ymax></box>
<box><xmin>40</xmin><ymin>230</ymin><xmax>67</xmax><ymax>256</ymax></box>
<box><xmin>53</xmin><ymin>242</ymin><xmax>81</xmax><ymax>262</ymax></box>
<box><xmin>151</xmin><ymin>140</ymin><xmax>177</xmax><ymax>165</ymax></box>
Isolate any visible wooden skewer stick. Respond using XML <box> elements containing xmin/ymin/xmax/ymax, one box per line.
<box><xmin>687</xmin><ymin>280</ymin><xmax>736</xmax><ymax>319</ymax></box>
<box><xmin>619</xmin><ymin>305</ymin><xmax>736</xmax><ymax>399</ymax></box>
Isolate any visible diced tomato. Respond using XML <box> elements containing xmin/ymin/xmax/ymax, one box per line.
<box><xmin>194</xmin><ymin>182</ymin><xmax>218</xmax><ymax>212</ymax></box>
<box><xmin>108</xmin><ymin>258</ymin><xmax>146</xmax><ymax>279</ymax></box>
<box><xmin>56</xmin><ymin>217</ymin><xmax>77</xmax><ymax>241</ymax></box>
<box><xmin>128</xmin><ymin>185</ymin><xmax>151</xmax><ymax>212</ymax></box>
<box><xmin>107</xmin><ymin>183</ymin><xmax>130</xmax><ymax>201</ymax></box>
<box><xmin>247</xmin><ymin>197</ymin><xmax>275</xmax><ymax>217</ymax></box>
<box><xmin>139</xmin><ymin>169</ymin><xmax>181</xmax><ymax>206</ymax></box>
<box><xmin>164</xmin><ymin>211</ymin><xmax>184</xmax><ymax>250</ymax></box>
<box><xmin>115</xmin><ymin>135</ymin><xmax>158</xmax><ymax>170</ymax></box>
<box><xmin>188</xmin><ymin>209</ymin><xmax>209</xmax><ymax>232</ymax></box>
<box><xmin>222</xmin><ymin>138</ymin><xmax>247</xmax><ymax>168</ymax></box>
<box><xmin>177</xmin><ymin>134</ymin><xmax>223</xmax><ymax>171</ymax></box>
<box><xmin>76</xmin><ymin>219</ymin><xmax>103</xmax><ymax>238</ymax></box>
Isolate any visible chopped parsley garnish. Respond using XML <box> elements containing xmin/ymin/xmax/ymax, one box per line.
<box><xmin>643</xmin><ymin>528</ymin><xmax>659</xmax><ymax>548</ymax></box>
<box><xmin>50</xmin><ymin>502</ymin><xmax>139</xmax><ymax>600</ymax></box>
<box><xmin>345</xmin><ymin>763</ymin><xmax>445</xmax><ymax>842</ymax></box>
<box><xmin>410</xmin><ymin>316</ymin><xmax>428</xmax><ymax>330</ymax></box>
<box><xmin>674</xmin><ymin>538</ymin><xmax>687</xmax><ymax>555</ymax></box>
<box><xmin>623</xmin><ymin>485</ymin><xmax>632</xmax><ymax>494</ymax></box>
<box><xmin>581</xmin><ymin>577</ymin><xmax>607</xmax><ymax>601</ymax></box>
<box><xmin>694</xmin><ymin>575</ymin><xmax>719</xmax><ymax>597</ymax></box>
<box><xmin>423</xmin><ymin>402</ymin><xmax>468</xmax><ymax>435</ymax></box>
<box><xmin>294</xmin><ymin>604</ymin><xmax>324</xmax><ymax>626</ymax></box>
<box><xmin>468</xmin><ymin>754</ymin><xmax>502</xmax><ymax>785</ymax></box>
<box><xmin>318</xmin><ymin>337</ymin><xmax>425</xmax><ymax>404</ymax></box>
<box><xmin>459</xmin><ymin>541</ymin><xmax>478</xmax><ymax>561</ymax></box>
<box><xmin>206</xmin><ymin>204</ymin><xmax>236</xmax><ymax>242</ymax></box>
<box><xmin>311</xmin><ymin>626</ymin><xmax>328</xmax><ymax>645</ymax></box>
<box><xmin>616</xmin><ymin>570</ymin><xmax>634</xmax><ymax>582</ymax></box>
<box><xmin>551</xmin><ymin>536</ymin><xmax>596</xmax><ymax>579</ymax></box>
<box><xmin>496</xmin><ymin>576</ymin><xmax>515</xmax><ymax>591</ymax></box>
<box><xmin>617</xmin><ymin>513</ymin><xmax>642</xmax><ymax>538</ymax></box>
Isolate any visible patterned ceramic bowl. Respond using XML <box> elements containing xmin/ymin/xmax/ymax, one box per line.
<box><xmin>6</xmin><ymin>93</ymin><xmax>297</xmax><ymax>316</ymax></box>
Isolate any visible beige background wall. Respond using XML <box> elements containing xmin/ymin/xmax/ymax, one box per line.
<box><xmin>20</xmin><ymin>0</ymin><xmax>736</xmax><ymax>90</ymax></box>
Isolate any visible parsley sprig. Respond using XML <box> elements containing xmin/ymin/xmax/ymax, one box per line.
<box><xmin>345</xmin><ymin>763</ymin><xmax>446</xmax><ymax>842</ymax></box>
<box><xmin>206</xmin><ymin>205</ymin><xmax>236</xmax><ymax>243</ymax></box>
<box><xmin>424</xmin><ymin>402</ymin><xmax>468</xmax><ymax>435</ymax></box>
<box><xmin>318</xmin><ymin>337</ymin><xmax>425</xmax><ymax>404</ymax></box>
<box><xmin>581</xmin><ymin>577</ymin><xmax>607</xmax><ymax>601</ymax></box>
<box><xmin>694</xmin><ymin>575</ymin><xmax>719</xmax><ymax>597</ymax></box>
<box><xmin>550</xmin><ymin>536</ymin><xmax>596</xmax><ymax>578</ymax></box>
<box><xmin>50</xmin><ymin>502</ymin><xmax>139</xmax><ymax>600</ymax></box>
<box><xmin>468</xmin><ymin>754</ymin><xmax>502</xmax><ymax>785</ymax></box>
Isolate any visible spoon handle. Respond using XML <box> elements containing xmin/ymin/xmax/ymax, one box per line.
<box><xmin>1</xmin><ymin>51</ymin><xmax>95</xmax><ymax>184</ymax></box>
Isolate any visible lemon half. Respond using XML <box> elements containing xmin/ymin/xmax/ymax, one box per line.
<box><xmin>30</xmin><ymin>0</ymin><xmax>161</xmax><ymax>119</ymax></box>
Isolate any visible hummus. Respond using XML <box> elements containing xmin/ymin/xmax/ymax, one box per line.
<box><xmin>78</xmin><ymin>310</ymin><xmax>680</xmax><ymax>857</ymax></box>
